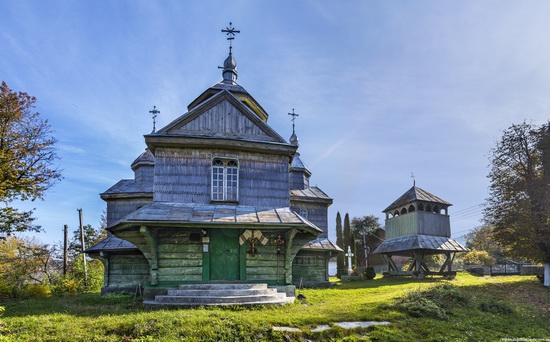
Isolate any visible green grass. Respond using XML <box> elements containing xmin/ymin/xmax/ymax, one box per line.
<box><xmin>0</xmin><ymin>272</ymin><xmax>548</xmax><ymax>341</ymax></box>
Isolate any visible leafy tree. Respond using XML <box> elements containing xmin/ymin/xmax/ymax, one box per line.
<box><xmin>335</xmin><ymin>212</ymin><xmax>345</xmax><ymax>278</ymax></box>
<box><xmin>0</xmin><ymin>236</ymin><xmax>57</xmax><ymax>297</ymax></box>
<box><xmin>465</xmin><ymin>225</ymin><xmax>505</xmax><ymax>262</ymax></box>
<box><xmin>68</xmin><ymin>224</ymin><xmax>107</xmax><ymax>259</ymax></box>
<box><xmin>351</xmin><ymin>215</ymin><xmax>382</xmax><ymax>268</ymax></box>
<box><xmin>484</xmin><ymin>121</ymin><xmax>550</xmax><ymax>286</ymax></box>
<box><xmin>463</xmin><ymin>249</ymin><xmax>496</xmax><ymax>267</ymax></box>
<box><xmin>0</xmin><ymin>81</ymin><xmax>62</xmax><ymax>237</ymax></box>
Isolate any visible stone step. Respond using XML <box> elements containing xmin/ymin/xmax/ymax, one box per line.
<box><xmin>176</xmin><ymin>283</ymin><xmax>267</xmax><ymax>290</ymax></box>
<box><xmin>154</xmin><ymin>293</ymin><xmax>286</xmax><ymax>304</ymax></box>
<box><xmin>167</xmin><ymin>288</ymin><xmax>278</xmax><ymax>297</ymax></box>
<box><xmin>144</xmin><ymin>283</ymin><xmax>293</xmax><ymax>307</ymax></box>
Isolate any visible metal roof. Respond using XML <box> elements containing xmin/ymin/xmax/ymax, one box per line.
<box><xmin>373</xmin><ymin>234</ymin><xmax>468</xmax><ymax>254</ymax></box>
<box><xmin>86</xmin><ymin>234</ymin><xmax>137</xmax><ymax>253</ymax></box>
<box><xmin>290</xmin><ymin>186</ymin><xmax>332</xmax><ymax>201</ymax></box>
<box><xmin>383</xmin><ymin>186</ymin><xmax>452</xmax><ymax>212</ymax></box>
<box><xmin>101</xmin><ymin>179</ymin><xmax>153</xmax><ymax>196</ymax></box>
<box><xmin>290</xmin><ymin>152</ymin><xmax>311</xmax><ymax>176</ymax></box>
<box><xmin>109</xmin><ymin>202</ymin><xmax>322</xmax><ymax>233</ymax></box>
<box><xmin>300</xmin><ymin>238</ymin><xmax>343</xmax><ymax>252</ymax></box>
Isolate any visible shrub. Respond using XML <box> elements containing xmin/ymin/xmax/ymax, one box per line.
<box><xmin>0</xmin><ymin>279</ymin><xmax>12</xmax><ymax>298</ymax></box>
<box><xmin>463</xmin><ymin>250</ymin><xmax>496</xmax><ymax>267</ymax></box>
<box><xmin>399</xmin><ymin>295</ymin><xmax>447</xmax><ymax>319</ymax></box>
<box><xmin>53</xmin><ymin>277</ymin><xmax>81</xmax><ymax>295</ymax></box>
<box><xmin>536</xmin><ymin>274</ymin><xmax>544</xmax><ymax>284</ymax></box>
<box><xmin>364</xmin><ymin>267</ymin><xmax>376</xmax><ymax>280</ymax></box>
<box><xmin>0</xmin><ymin>306</ymin><xmax>4</xmax><ymax>317</ymax></box>
<box><xmin>20</xmin><ymin>284</ymin><xmax>52</xmax><ymax>298</ymax></box>
<box><xmin>396</xmin><ymin>283</ymin><xmax>470</xmax><ymax>319</ymax></box>
<box><xmin>479</xmin><ymin>300</ymin><xmax>514</xmax><ymax>315</ymax></box>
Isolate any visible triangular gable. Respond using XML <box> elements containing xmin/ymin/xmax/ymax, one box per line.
<box><xmin>157</xmin><ymin>90</ymin><xmax>287</xmax><ymax>143</ymax></box>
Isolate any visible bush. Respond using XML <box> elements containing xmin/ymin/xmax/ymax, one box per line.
<box><xmin>0</xmin><ymin>306</ymin><xmax>4</xmax><ymax>317</ymax></box>
<box><xmin>397</xmin><ymin>283</ymin><xmax>470</xmax><ymax>319</ymax></box>
<box><xmin>20</xmin><ymin>284</ymin><xmax>52</xmax><ymax>298</ymax></box>
<box><xmin>479</xmin><ymin>300</ymin><xmax>514</xmax><ymax>315</ymax></box>
<box><xmin>364</xmin><ymin>267</ymin><xmax>376</xmax><ymax>280</ymax></box>
<box><xmin>0</xmin><ymin>279</ymin><xmax>12</xmax><ymax>298</ymax></box>
<box><xmin>536</xmin><ymin>274</ymin><xmax>544</xmax><ymax>284</ymax></box>
<box><xmin>53</xmin><ymin>277</ymin><xmax>81</xmax><ymax>295</ymax></box>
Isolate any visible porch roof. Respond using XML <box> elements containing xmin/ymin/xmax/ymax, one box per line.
<box><xmin>373</xmin><ymin>234</ymin><xmax>468</xmax><ymax>254</ymax></box>
<box><xmin>108</xmin><ymin>202</ymin><xmax>323</xmax><ymax>233</ymax></box>
<box><xmin>301</xmin><ymin>238</ymin><xmax>343</xmax><ymax>252</ymax></box>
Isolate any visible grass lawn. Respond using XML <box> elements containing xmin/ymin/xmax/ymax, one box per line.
<box><xmin>0</xmin><ymin>272</ymin><xmax>548</xmax><ymax>341</ymax></box>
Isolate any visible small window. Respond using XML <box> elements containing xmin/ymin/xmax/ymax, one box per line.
<box><xmin>212</xmin><ymin>158</ymin><xmax>239</xmax><ymax>201</ymax></box>
<box><xmin>400</xmin><ymin>208</ymin><xmax>407</xmax><ymax>215</ymax></box>
<box><xmin>408</xmin><ymin>205</ymin><xmax>416</xmax><ymax>212</ymax></box>
<box><xmin>299</xmin><ymin>208</ymin><xmax>308</xmax><ymax>220</ymax></box>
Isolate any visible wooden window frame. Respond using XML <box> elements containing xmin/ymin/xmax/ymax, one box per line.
<box><xmin>211</xmin><ymin>158</ymin><xmax>239</xmax><ymax>202</ymax></box>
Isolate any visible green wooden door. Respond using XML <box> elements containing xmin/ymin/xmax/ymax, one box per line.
<box><xmin>210</xmin><ymin>230</ymin><xmax>240</xmax><ymax>281</ymax></box>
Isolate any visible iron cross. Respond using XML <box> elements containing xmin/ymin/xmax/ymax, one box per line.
<box><xmin>288</xmin><ymin>108</ymin><xmax>299</xmax><ymax>134</ymax></box>
<box><xmin>149</xmin><ymin>106</ymin><xmax>160</xmax><ymax>133</ymax></box>
<box><xmin>221</xmin><ymin>22</ymin><xmax>240</xmax><ymax>51</ymax></box>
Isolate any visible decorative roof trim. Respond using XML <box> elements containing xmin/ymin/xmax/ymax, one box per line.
<box><xmin>383</xmin><ymin>186</ymin><xmax>452</xmax><ymax>213</ymax></box>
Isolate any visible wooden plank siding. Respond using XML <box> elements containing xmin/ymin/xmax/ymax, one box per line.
<box><xmin>290</xmin><ymin>203</ymin><xmax>329</xmax><ymax>238</ymax></box>
<box><xmin>153</xmin><ymin>147</ymin><xmax>290</xmax><ymax>207</ymax></box>
<box><xmin>385</xmin><ymin>211</ymin><xmax>451</xmax><ymax>239</ymax></box>
<box><xmin>172</xmin><ymin>99</ymin><xmax>277</xmax><ymax>142</ymax></box>
<box><xmin>106</xmin><ymin>198</ymin><xmax>152</xmax><ymax>227</ymax></box>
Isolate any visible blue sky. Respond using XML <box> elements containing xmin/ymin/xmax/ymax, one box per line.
<box><xmin>2</xmin><ymin>1</ymin><xmax>550</xmax><ymax>245</ymax></box>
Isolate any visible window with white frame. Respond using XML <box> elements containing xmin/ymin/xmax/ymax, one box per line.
<box><xmin>212</xmin><ymin>158</ymin><xmax>239</xmax><ymax>201</ymax></box>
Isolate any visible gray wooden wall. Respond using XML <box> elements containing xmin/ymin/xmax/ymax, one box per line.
<box><xmin>290</xmin><ymin>202</ymin><xmax>329</xmax><ymax>238</ymax></box>
<box><xmin>106</xmin><ymin>254</ymin><xmax>149</xmax><ymax>287</ymax></box>
<box><xmin>385</xmin><ymin>211</ymin><xmax>451</xmax><ymax>239</ymax></box>
<box><xmin>106</xmin><ymin>198</ymin><xmax>152</xmax><ymax>227</ymax></box>
<box><xmin>153</xmin><ymin>147</ymin><xmax>290</xmax><ymax>207</ymax></box>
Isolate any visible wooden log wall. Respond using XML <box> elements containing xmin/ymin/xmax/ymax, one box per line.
<box><xmin>244</xmin><ymin>231</ymin><xmax>287</xmax><ymax>284</ymax></box>
<box><xmin>107</xmin><ymin>254</ymin><xmax>150</xmax><ymax>287</ymax></box>
<box><xmin>154</xmin><ymin>147</ymin><xmax>290</xmax><ymax>207</ymax></box>
<box><xmin>385</xmin><ymin>211</ymin><xmax>451</xmax><ymax>239</ymax></box>
<box><xmin>292</xmin><ymin>250</ymin><xmax>329</xmax><ymax>282</ymax></box>
<box><xmin>157</xmin><ymin>230</ymin><xmax>203</xmax><ymax>283</ymax></box>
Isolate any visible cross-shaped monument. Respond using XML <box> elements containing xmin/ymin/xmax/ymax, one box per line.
<box><xmin>345</xmin><ymin>246</ymin><xmax>355</xmax><ymax>275</ymax></box>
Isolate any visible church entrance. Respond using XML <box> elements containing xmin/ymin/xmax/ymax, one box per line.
<box><xmin>209</xmin><ymin>230</ymin><xmax>241</xmax><ymax>281</ymax></box>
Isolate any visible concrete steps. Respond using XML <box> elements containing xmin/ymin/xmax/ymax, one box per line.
<box><xmin>143</xmin><ymin>283</ymin><xmax>294</xmax><ymax>307</ymax></box>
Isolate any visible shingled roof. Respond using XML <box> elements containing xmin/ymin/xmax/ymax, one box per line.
<box><xmin>290</xmin><ymin>186</ymin><xmax>333</xmax><ymax>203</ymax></box>
<box><xmin>373</xmin><ymin>234</ymin><xmax>468</xmax><ymax>254</ymax></box>
<box><xmin>108</xmin><ymin>202</ymin><xmax>323</xmax><ymax>233</ymax></box>
<box><xmin>86</xmin><ymin>234</ymin><xmax>137</xmax><ymax>253</ymax></box>
<box><xmin>383</xmin><ymin>186</ymin><xmax>451</xmax><ymax>213</ymax></box>
<box><xmin>300</xmin><ymin>238</ymin><xmax>343</xmax><ymax>252</ymax></box>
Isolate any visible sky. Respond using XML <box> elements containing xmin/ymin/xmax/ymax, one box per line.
<box><xmin>2</xmin><ymin>1</ymin><xmax>550</xmax><ymax>246</ymax></box>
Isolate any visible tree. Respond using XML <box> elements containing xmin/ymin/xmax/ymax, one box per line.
<box><xmin>465</xmin><ymin>225</ymin><xmax>505</xmax><ymax>262</ymax></box>
<box><xmin>351</xmin><ymin>215</ymin><xmax>382</xmax><ymax>268</ymax></box>
<box><xmin>68</xmin><ymin>224</ymin><xmax>107</xmax><ymax>259</ymax></box>
<box><xmin>0</xmin><ymin>81</ymin><xmax>62</xmax><ymax>237</ymax></box>
<box><xmin>484</xmin><ymin>122</ymin><xmax>550</xmax><ymax>286</ymax></box>
<box><xmin>335</xmin><ymin>212</ymin><xmax>345</xmax><ymax>278</ymax></box>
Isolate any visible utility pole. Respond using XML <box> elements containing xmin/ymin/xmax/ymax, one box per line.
<box><xmin>77</xmin><ymin>208</ymin><xmax>88</xmax><ymax>287</ymax></box>
<box><xmin>63</xmin><ymin>225</ymin><xmax>68</xmax><ymax>276</ymax></box>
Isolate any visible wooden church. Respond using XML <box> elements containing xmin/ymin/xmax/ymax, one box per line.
<box><xmin>373</xmin><ymin>185</ymin><xmax>468</xmax><ymax>278</ymax></box>
<box><xmin>87</xmin><ymin>24</ymin><xmax>340</xmax><ymax>304</ymax></box>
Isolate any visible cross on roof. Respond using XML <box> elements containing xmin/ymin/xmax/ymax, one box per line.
<box><xmin>149</xmin><ymin>106</ymin><xmax>160</xmax><ymax>133</ymax></box>
<box><xmin>288</xmin><ymin>108</ymin><xmax>299</xmax><ymax>135</ymax></box>
<box><xmin>411</xmin><ymin>172</ymin><xmax>416</xmax><ymax>186</ymax></box>
<box><xmin>221</xmin><ymin>22</ymin><xmax>240</xmax><ymax>53</ymax></box>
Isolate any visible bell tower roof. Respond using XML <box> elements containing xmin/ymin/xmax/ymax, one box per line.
<box><xmin>383</xmin><ymin>186</ymin><xmax>451</xmax><ymax>213</ymax></box>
